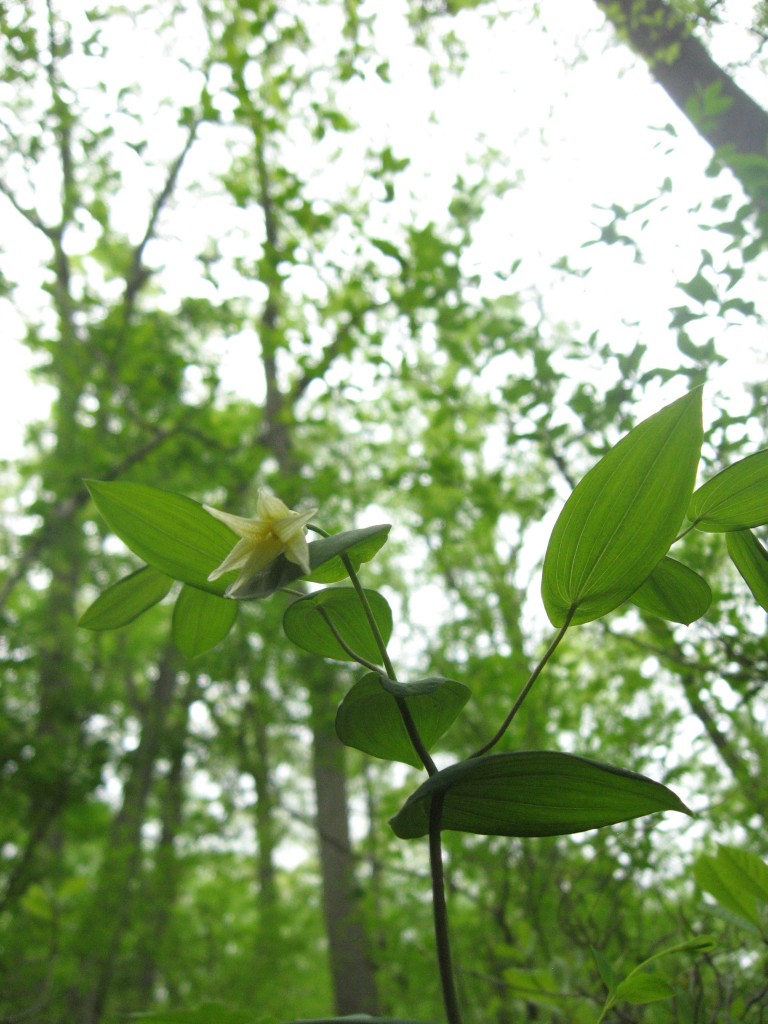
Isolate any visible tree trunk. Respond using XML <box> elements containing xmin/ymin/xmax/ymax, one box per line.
<box><xmin>308</xmin><ymin>666</ymin><xmax>380</xmax><ymax>1015</ymax></box>
<box><xmin>595</xmin><ymin>0</ymin><xmax>768</xmax><ymax>209</ymax></box>
<box><xmin>67</xmin><ymin>646</ymin><xmax>179</xmax><ymax>1024</ymax></box>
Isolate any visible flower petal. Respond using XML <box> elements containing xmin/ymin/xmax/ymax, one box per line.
<box><xmin>226</xmin><ymin>537</ymin><xmax>285</xmax><ymax>596</ymax></box>
<box><xmin>204</xmin><ymin>505</ymin><xmax>267</xmax><ymax>539</ymax></box>
<box><xmin>207</xmin><ymin>538</ymin><xmax>255</xmax><ymax>581</ymax></box>
<box><xmin>257</xmin><ymin>490</ymin><xmax>293</xmax><ymax>520</ymax></box>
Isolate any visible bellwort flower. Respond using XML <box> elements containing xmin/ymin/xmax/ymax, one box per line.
<box><xmin>204</xmin><ymin>490</ymin><xmax>318</xmax><ymax>597</ymax></box>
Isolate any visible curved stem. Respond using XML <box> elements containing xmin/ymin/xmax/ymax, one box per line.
<box><xmin>429</xmin><ymin>794</ymin><xmax>463</xmax><ymax>1024</ymax></box>
<box><xmin>470</xmin><ymin>609</ymin><xmax>574</xmax><ymax>759</ymax></box>
<box><xmin>307</xmin><ymin>525</ymin><xmax>436</xmax><ymax>775</ymax></box>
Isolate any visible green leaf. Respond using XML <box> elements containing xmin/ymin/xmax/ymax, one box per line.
<box><xmin>591</xmin><ymin>946</ymin><xmax>618</xmax><ymax>994</ymax></box>
<box><xmin>688</xmin><ymin>448</ymin><xmax>768</xmax><ymax>531</ymax></box>
<box><xmin>336</xmin><ymin>673</ymin><xmax>470</xmax><ymax>767</ymax></box>
<box><xmin>694</xmin><ymin>844</ymin><xmax>768</xmax><ymax>931</ymax></box>
<box><xmin>79</xmin><ymin>566</ymin><xmax>173</xmax><ymax>630</ymax></box>
<box><xmin>172</xmin><ymin>586</ymin><xmax>238</xmax><ymax>659</ymax></box>
<box><xmin>282</xmin><ymin>1018</ymin><xmax>437</xmax><ymax>1024</ymax></box>
<box><xmin>87</xmin><ymin>481</ymin><xmax>390</xmax><ymax>601</ymax></box>
<box><xmin>614</xmin><ymin>973</ymin><xmax>675</xmax><ymax>1005</ymax></box>
<box><xmin>231</xmin><ymin>525</ymin><xmax>391</xmax><ymax>599</ymax></box>
<box><xmin>389</xmin><ymin>751</ymin><xmax>691</xmax><ymax>840</ymax></box>
<box><xmin>86</xmin><ymin>481</ymin><xmax>237</xmax><ymax>595</ymax></box>
<box><xmin>283</xmin><ymin>588</ymin><xmax>392</xmax><ymax>664</ymax></box>
<box><xmin>726</xmin><ymin>530</ymin><xmax>768</xmax><ymax>610</ymax></box>
<box><xmin>629</xmin><ymin>556</ymin><xmax>711</xmax><ymax>624</ymax></box>
<box><xmin>541</xmin><ymin>390</ymin><xmax>703</xmax><ymax>626</ymax></box>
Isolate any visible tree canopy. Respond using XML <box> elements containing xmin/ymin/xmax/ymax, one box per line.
<box><xmin>1</xmin><ymin>2</ymin><xmax>767</xmax><ymax>1023</ymax></box>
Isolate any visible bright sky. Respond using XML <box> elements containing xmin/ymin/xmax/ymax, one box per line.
<box><xmin>1</xmin><ymin>0</ymin><xmax>765</xmax><ymax>460</ymax></box>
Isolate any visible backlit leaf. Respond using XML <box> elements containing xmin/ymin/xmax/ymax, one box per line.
<box><xmin>726</xmin><ymin>529</ymin><xmax>768</xmax><ymax>611</ymax></box>
<box><xmin>542</xmin><ymin>390</ymin><xmax>703</xmax><ymax>626</ymax></box>
<box><xmin>172</xmin><ymin>586</ymin><xmax>238</xmax><ymax>659</ymax></box>
<box><xmin>79</xmin><ymin>565</ymin><xmax>173</xmax><ymax>630</ymax></box>
<box><xmin>694</xmin><ymin>844</ymin><xmax>768</xmax><ymax>931</ymax></box>
<box><xmin>390</xmin><ymin>751</ymin><xmax>691</xmax><ymax>840</ymax></box>
<box><xmin>283</xmin><ymin>588</ymin><xmax>392</xmax><ymax>664</ymax></box>
<box><xmin>336</xmin><ymin>674</ymin><xmax>470</xmax><ymax>767</ymax></box>
<box><xmin>688</xmin><ymin>449</ymin><xmax>768</xmax><ymax>531</ymax></box>
<box><xmin>630</xmin><ymin>557</ymin><xmax>711</xmax><ymax>624</ymax></box>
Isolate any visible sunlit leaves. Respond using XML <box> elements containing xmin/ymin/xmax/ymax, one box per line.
<box><xmin>283</xmin><ymin>588</ymin><xmax>392</xmax><ymax>664</ymax></box>
<box><xmin>79</xmin><ymin>566</ymin><xmax>173</xmax><ymax>629</ymax></box>
<box><xmin>85</xmin><ymin>480</ymin><xmax>390</xmax><ymax>601</ymax></box>
<box><xmin>694</xmin><ymin>844</ymin><xmax>768</xmax><ymax>934</ymax></box>
<box><xmin>629</xmin><ymin>557</ymin><xmax>711</xmax><ymax>624</ymax></box>
<box><xmin>336</xmin><ymin>673</ymin><xmax>470</xmax><ymax>766</ymax></box>
<box><xmin>390</xmin><ymin>751</ymin><xmax>691</xmax><ymax>840</ymax></box>
<box><xmin>688</xmin><ymin>448</ymin><xmax>768</xmax><ymax>531</ymax></box>
<box><xmin>86</xmin><ymin>481</ymin><xmax>235</xmax><ymax>595</ymax></box>
<box><xmin>726</xmin><ymin>529</ymin><xmax>768</xmax><ymax>610</ymax></box>
<box><xmin>541</xmin><ymin>390</ymin><xmax>703</xmax><ymax>626</ymax></box>
<box><xmin>171</xmin><ymin>586</ymin><xmax>238</xmax><ymax>659</ymax></box>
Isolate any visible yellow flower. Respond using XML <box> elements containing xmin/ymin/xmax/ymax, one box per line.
<box><xmin>204</xmin><ymin>490</ymin><xmax>318</xmax><ymax>597</ymax></box>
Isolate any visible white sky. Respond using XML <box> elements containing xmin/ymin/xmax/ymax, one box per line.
<box><xmin>0</xmin><ymin>0</ymin><xmax>765</xmax><ymax>459</ymax></box>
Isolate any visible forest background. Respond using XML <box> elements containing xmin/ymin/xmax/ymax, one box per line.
<box><xmin>1</xmin><ymin>0</ymin><xmax>768</xmax><ymax>1022</ymax></box>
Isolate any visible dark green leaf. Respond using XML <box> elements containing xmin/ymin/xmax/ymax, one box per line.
<box><xmin>336</xmin><ymin>673</ymin><xmax>470</xmax><ymax>767</ymax></box>
<box><xmin>688</xmin><ymin>449</ymin><xmax>768</xmax><ymax>531</ymax></box>
<box><xmin>283</xmin><ymin>588</ymin><xmax>392</xmax><ymax>664</ymax></box>
<box><xmin>726</xmin><ymin>530</ymin><xmax>768</xmax><ymax>611</ymax></box>
<box><xmin>541</xmin><ymin>390</ymin><xmax>703</xmax><ymax>626</ymax></box>
<box><xmin>630</xmin><ymin>557</ymin><xmax>711</xmax><ymax>624</ymax></box>
<box><xmin>172</xmin><ymin>586</ymin><xmax>238</xmax><ymax>659</ymax></box>
<box><xmin>390</xmin><ymin>751</ymin><xmax>691</xmax><ymax>840</ymax></box>
<box><xmin>79</xmin><ymin>566</ymin><xmax>173</xmax><ymax>630</ymax></box>
<box><xmin>86</xmin><ymin>481</ymin><xmax>235</xmax><ymax>595</ymax></box>
<box><xmin>232</xmin><ymin>525</ymin><xmax>391</xmax><ymax>599</ymax></box>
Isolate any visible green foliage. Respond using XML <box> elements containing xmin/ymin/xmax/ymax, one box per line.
<box><xmin>541</xmin><ymin>389</ymin><xmax>703</xmax><ymax>626</ymax></box>
<box><xmin>171</xmin><ymin>586</ymin><xmax>238</xmax><ymax>659</ymax></box>
<box><xmin>79</xmin><ymin>566</ymin><xmax>173</xmax><ymax>630</ymax></box>
<box><xmin>694</xmin><ymin>844</ymin><xmax>768</xmax><ymax>934</ymax></box>
<box><xmin>629</xmin><ymin>556</ymin><xmax>712</xmax><ymax>623</ymax></box>
<box><xmin>336</xmin><ymin>674</ymin><xmax>470</xmax><ymax>767</ymax></box>
<box><xmin>283</xmin><ymin>587</ymin><xmax>393</xmax><ymax>664</ymax></box>
<box><xmin>389</xmin><ymin>751</ymin><xmax>691</xmax><ymax>840</ymax></box>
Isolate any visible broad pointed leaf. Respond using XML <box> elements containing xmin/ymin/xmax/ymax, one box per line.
<box><xmin>726</xmin><ymin>529</ymin><xmax>768</xmax><ymax>611</ymax></box>
<box><xmin>542</xmin><ymin>390</ymin><xmax>703</xmax><ymax>626</ymax></box>
<box><xmin>336</xmin><ymin>673</ymin><xmax>470</xmax><ymax>766</ymax></box>
<box><xmin>688</xmin><ymin>448</ymin><xmax>768</xmax><ymax>531</ymax></box>
<box><xmin>283</xmin><ymin>588</ymin><xmax>392</xmax><ymax>664</ymax></box>
<box><xmin>234</xmin><ymin>525</ymin><xmax>391</xmax><ymax>599</ymax></box>
<box><xmin>86</xmin><ymin>481</ymin><xmax>236</xmax><ymax>595</ymax></box>
<box><xmin>87</xmin><ymin>480</ymin><xmax>390</xmax><ymax>601</ymax></box>
<box><xmin>79</xmin><ymin>565</ymin><xmax>173</xmax><ymax>630</ymax></box>
<box><xmin>390</xmin><ymin>751</ymin><xmax>691</xmax><ymax>840</ymax></box>
<box><xmin>630</xmin><ymin>557</ymin><xmax>711</xmax><ymax>624</ymax></box>
<box><xmin>172</xmin><ymin>586</ymin><xmax>238</xmax><ymax>659</ymax></box>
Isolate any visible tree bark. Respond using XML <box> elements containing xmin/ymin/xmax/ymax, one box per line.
<box><xmin>66</xmin><ymin>646</ymin><xmax>179</xmax><ymax>1024</ymax></box>
<box><xmin>596</xmin><ymin>0</ymin><xmax>768</xmax><ymax>209</ymax></box>
<box><xmin>308</xmin><ymin>665</ymin><xmax>380</xmax><ymax>1015</ymax></box>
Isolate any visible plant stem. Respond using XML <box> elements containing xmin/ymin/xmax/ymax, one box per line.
<box><xmin>306</xmin><ymin>525</ymin><xmax>437</xmax><ymax>774</ymax></box>
<box><xmin>429</xmin><ymin>794</ymin><xmax>463</xmax><ymax>1024</ymax></box>
<box><xmin>470</xmin><ymin>609</ymin><xmax>574</xmax><ymax>759</ymax></box>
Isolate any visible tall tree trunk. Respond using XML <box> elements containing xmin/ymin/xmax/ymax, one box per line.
<box><xmin>595</xmin><ymin>0</ymin><xmax>768</xmax><ymax>209</ymax></box>
<box><xmin>308</xmin><ymin>665</ymin><xmax>380</xmax><ymax>1015</ymax></box>
<box><xmin>67</xmin><ymin>645</ymin><xmax>179</xmax><ymax>1024</ymax></box>
<box><xmin>134</xmin><ymin>675</ymin><xmax>195</xmax><ymax>1007</ymax></box>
